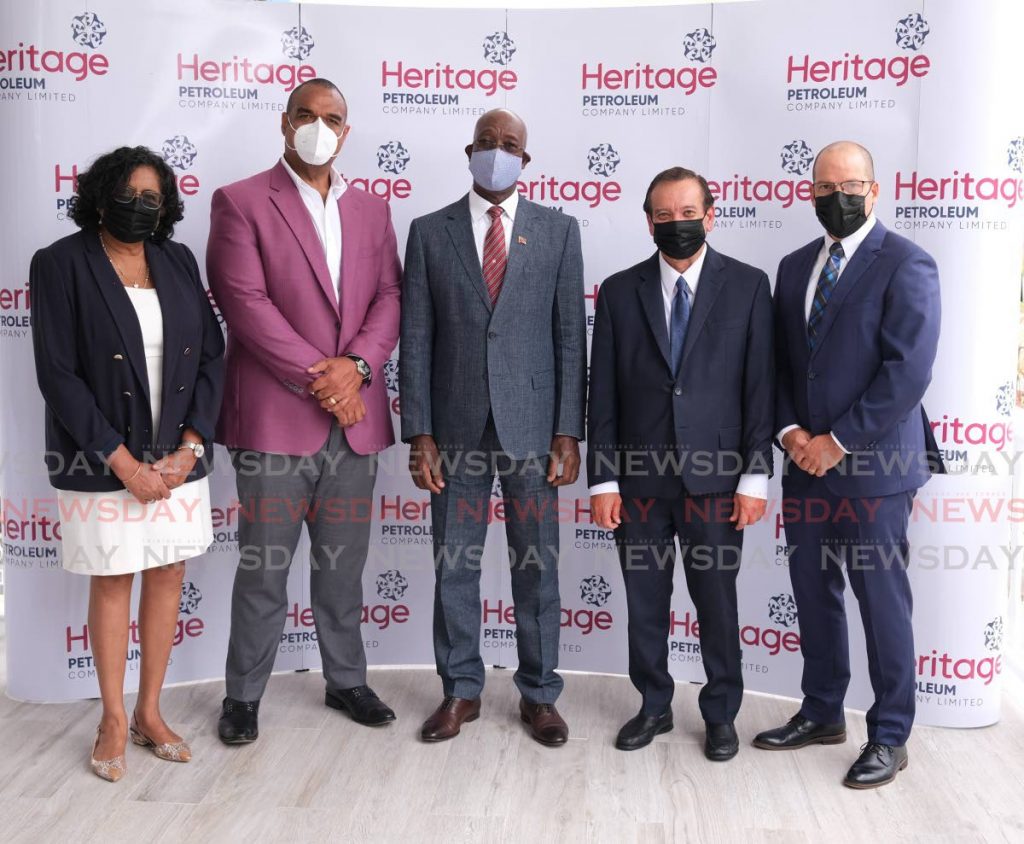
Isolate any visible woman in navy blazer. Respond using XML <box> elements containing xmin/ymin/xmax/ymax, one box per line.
<box><xmin>30</xmin><ymin>146</ymin><xmax>224</xmax><ymax>781</ymax></box>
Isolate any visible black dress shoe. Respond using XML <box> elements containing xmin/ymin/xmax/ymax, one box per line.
<box><xmin>219</xmin><ymin>697</ymin><xmax>259</xmax><ymax>744</ymax></box>
<box><xmin>325</xmin><ymin>685</ymin><xmax>396</xmax><ymax>726</ymax></box>
<box><xmin>704</xmin><ymin>722</ymin><xmax>739</xmax><ymax>761</ymax></box>
<box><xmin>843</xmin><ymin>742</ymin><xmax>908</xmax><ymax>789</ymax></box>
<box><xmin>752</xmin><ymin>713</ymin><xmax>846</xmax><ymax>750</ymax></box>
<box><xmin>615</xmin><ymin>709</ymin><xmax>673</xmax><ymax>751</ymax></box>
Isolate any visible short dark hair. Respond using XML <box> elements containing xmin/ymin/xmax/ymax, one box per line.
<box><xmin>69</xmin><ymin>146</ymin><xmax>184</xmax><ymax>242</ymax></box>
<box><xmin>285</xmin><ymin>78</ymin><xmax>346</xmax><ymax>115</ymax></box>
<box><xmin>643</xmin><ymin>167</ymin><xmax>715</xmax><ymax>215</ymax></box>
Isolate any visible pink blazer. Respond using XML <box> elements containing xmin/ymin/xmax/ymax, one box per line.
<box><xmin>207</xmin><ymin>161</ymin><xmax>401</xmax><ymax>456</ymax></box>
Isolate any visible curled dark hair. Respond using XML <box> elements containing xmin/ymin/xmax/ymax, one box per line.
<box><xmin>69</xmin><ymin>146</ymin><xmax>184</xmax><ymax>242</ymax></box>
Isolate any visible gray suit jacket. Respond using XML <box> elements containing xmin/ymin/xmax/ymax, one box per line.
<box><xmin>400</xmin><ymin>193</ymin><xmax>586</xmax><ymax>459</ymax></box>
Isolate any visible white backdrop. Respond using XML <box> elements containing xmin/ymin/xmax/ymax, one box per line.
<box><xmin>1</xmin><ymin>0</ymin><xmax>1021</xmax><ymax>727</ymax></box>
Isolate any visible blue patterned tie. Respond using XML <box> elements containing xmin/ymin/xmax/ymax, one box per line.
<box><xmin>670</xmin><ymin>276</ymin><xmax>691</xmax><ymax>377</ymax></box>
<box><xmin>807</xmin><ymin>241</ymin><xmax>844</xmax><ymax>348</ymax></box>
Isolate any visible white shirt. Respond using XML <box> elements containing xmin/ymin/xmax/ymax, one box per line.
<box><xmin>468</xmin><ymin>187</ymin><xmax>517</xmax><ymax>265</ymax></box>
<box><xmin>280</xmin><ymin>156</ymin><xmax>346</xmax><ymax>302</ymax></box>
<box><xmin>777</xmin><ymin>214</ymin><xmax>877</xmax><ymax>453</ymax></box>
<box><xmin>589</xmin><ymin>245</ymin><xmax>768</xmax><ymax>501</ymax></box>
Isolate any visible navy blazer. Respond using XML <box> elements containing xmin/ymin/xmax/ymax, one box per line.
<box><xmin>587</xmin><ymin>247</ymin><xmax>775</xmax><ymax>498</ymax></box>
<box><xmin>30</xmin><ymin>229</ymin><xmax>225</xmax><ymax>492</ymax></box>
<box><xmin>774</xmin><ymin>220</ymin><xmax>943</xmax><ymax>497</ymax></box>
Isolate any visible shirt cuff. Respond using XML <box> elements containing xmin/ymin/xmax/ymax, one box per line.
<box><xmin>776</xmin><ymin>424</ymin><xmax>800</xmax><ymax>444</ymax></box>
<box><xmin>589</xmin><ymin>481</ymin><xmax>620</xmax><ymax>496</ymax></box>
<box><xmin>830</xmin><ymin>431</ymin><xmax>850</xmax><ymax>454</ymax></box>
<box><xmin>735</xmin><ymin>473</ymin><xmax>768</xmax><ymax>500</ymax></box>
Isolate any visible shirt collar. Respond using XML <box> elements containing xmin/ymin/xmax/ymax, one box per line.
<box><xmin>280</xmin><ymin>156</ymin><xmax>347</xmax><ymax>201</ymax></box>
<box><xmin>659</xmin><ymin>244</ymin><xmax>708</xmax><ymax>300</ymax></box>
<box><xmin>822</xmin><ymin>212</ymin><xmax>876</xmax><ymax>260</ymax></box>
<box><xmin>468</xmin><ymin>186</ymin><xmax>519</xmax><ymax>223</ymax></box>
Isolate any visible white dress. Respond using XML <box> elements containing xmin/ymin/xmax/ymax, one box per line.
<box><xmin>58</xmin><ymin>287</ymin><xmax>213</xmax><ymax>576</ymax></box>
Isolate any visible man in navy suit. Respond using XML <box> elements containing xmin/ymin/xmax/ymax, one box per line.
<box><xmin>753</xmin><ymin>141</ymin><xmax>942</xmax><ymax>790</ymax></box>
<box><xmin>588</xmin><ymin>167</ymin><xmax>774</xmax><ymax>760</ymax></box>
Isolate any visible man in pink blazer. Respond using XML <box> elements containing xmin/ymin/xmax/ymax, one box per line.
<box><xmin>207</xmin><ymin>78</ymin><xmax>401</xmax><ymax>743</ymax></box>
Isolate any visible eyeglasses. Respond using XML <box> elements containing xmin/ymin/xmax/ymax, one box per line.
<box><xmin>812</xmin><ymin>180</ymin><xmax>873</xmax><ymax>196</ymax></box>
<box><xmin>112</xmin><ymin>186</ymin><xmax>164</xmax><ymax>210</ymax></box>
<box><xmin>473</xmin><ymin>138</ymin><xmax>524</xmax><ymax>156</ymax></box>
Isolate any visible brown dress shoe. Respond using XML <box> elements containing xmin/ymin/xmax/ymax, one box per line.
<box><xmin>519</xmin><ymin>699</ymin><xmax>569</xmax><ymax>746</ymax></box>
<box><xmin>420</xmin><ymin>696</ymin><xmax>481</xmax><ymax>742</ymax></box>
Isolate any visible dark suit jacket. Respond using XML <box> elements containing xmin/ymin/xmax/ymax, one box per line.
<box><xmin>400</xmin><ymin>194</ymin><xmax>586</xmax><ymax>458</ymax></box>
<box><xmin>774</xmin><ymin>220</ymin><xmax>942</xmax><ymax>497</ymax></box>
<box><xmin>30</xmin><ymin>229</ymin><xmax>225</xmax><ymax>491</ymax></box>
<box><xmin>587</xmin><ymin>247</ymin><xmax>775</xmax><ymax>498</ymax></box>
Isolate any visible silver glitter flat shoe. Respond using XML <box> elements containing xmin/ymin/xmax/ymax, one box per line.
<box><xmin>129</xmin><ymin>713</ymin><xmax>192</xmax><ymax>762</ymax></box>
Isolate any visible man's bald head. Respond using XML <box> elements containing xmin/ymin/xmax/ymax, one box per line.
<box><xmin>812</xmin><ymin>141</ymin><xmax>875</xmax><ymax>182</ymax></box>
<box><xmin>473</xmin><ymin>108</ymin><xmax>528</xmax><ymax>148</ymax></box>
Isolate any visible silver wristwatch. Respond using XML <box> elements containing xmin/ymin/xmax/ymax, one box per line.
<box><xmin>178</xmin><ymin>441</ymin><xmax>206</xmax><ymax>459</ymax></box>
<box><xmin>346</xmin><ymin>354</ymin><xmax>372</xmax><ymax>385</ymax></box>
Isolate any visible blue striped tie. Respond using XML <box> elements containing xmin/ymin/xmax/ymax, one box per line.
<box><xmin>670</xmin><ymin>276</ymin><xmax>691</xmax><ymax>377</ymax></box>
<box><xmin>807</xmin><ymin>242</ymin><xmax>844</xmax><ymax>348</ymax></box>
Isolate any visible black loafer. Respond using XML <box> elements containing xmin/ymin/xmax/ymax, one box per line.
<box><xmin>219</xmin><ymin>696</ymin><xmax>259</xmax><ymax>744</ymax></box>
<box><xmin>843</xmin><ymin>742</ymin><xmax>908</xmax><ymax>789</ymax></box>
<box><xmin>326</xmin><ymin>685</ymin><xmax>396</xmax><ymax>726</ymax></box>
<box><xmin>752</xmin><ymin>713</ymin><xmax>846</xmax><ymax>750</ymax></box>
<box><xmin>704</xmin><ymin>722</ymin><xmax>739</xmax><ymax>761</ymax></box>
<box><xmin>615</xmin><ymin>709</ymin><xmax>673</xmax><ymax>751</ymax></box>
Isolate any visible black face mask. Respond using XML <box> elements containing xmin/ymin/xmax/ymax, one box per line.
<box><xmin>814</xmin><ymin>191</ymin><xmax>868</xmax><ymax>240</ymax></box>
<box><xmin>652</xmin><ymin>217</ymin><xmax>707</xmax><ymax>260</ymax></box>
<box><xmin>102</xmin><ymin>198</ymin><xmax>161</xmax><ymax>243</ymax></box>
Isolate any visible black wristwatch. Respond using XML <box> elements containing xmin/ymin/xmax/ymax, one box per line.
<box><xmin>345</xmin><ymin>354</ymin><xmax>372</xmax><ymax>386</ymax></box>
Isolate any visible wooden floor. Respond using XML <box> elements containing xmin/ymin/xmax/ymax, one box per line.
<box><xmin>1</xmin><ymin>623</ymin><xmax>1023</xmax><ymax>843</ymax></box>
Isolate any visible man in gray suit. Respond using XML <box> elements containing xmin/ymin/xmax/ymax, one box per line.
<box><xmin>400</xmin><ymin>109</ymin><xmax>586</xmax><ymax>746</ymax></box>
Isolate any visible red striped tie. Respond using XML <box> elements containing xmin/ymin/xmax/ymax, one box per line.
<box><xmin>482</xmin><ymin>205</ymin><xmax>507</xmax><ymax>305</ymax></box>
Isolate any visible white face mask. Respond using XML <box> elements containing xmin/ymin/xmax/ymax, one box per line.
<box><xmin>287</xmin><ymin>116</ymin><xmax>342</xmax><ymax>166</ymax></box>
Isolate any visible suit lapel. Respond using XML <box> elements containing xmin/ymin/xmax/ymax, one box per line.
<box><xmin>789</xmin><ymin>240</ymin><xmax>820</xmax><ymax>369</ymax></box>
<box><xmin>491</xmin><ymin>199</ymin><xmax>539</xmax><ymax>322</ymax></box>
<box><xmin>84</xmin><ymin>232</ymin><xmax>150</xmax><ymax>401</ymax></box>
<box><xmin>445</xmin><ymin>195</ymin><xmax>493</xmax><ymax>312</ymax></box>
<box><xmin>146</xmin><ymin>241</ymin><xmax>183</xmax><ymax>419</ymax></box>
<box><xmin>337</xmin><ymin>189</ymin><xmax>359</xmax><ymax>345</ymax></box>
<box><xmin>679</xmin><ymin>246</ymin><xmax>725</xmax><ymax>374</ymax></box>
<box><xmin>268</xmin><ymin>161</ymin><xmax>338</xmax><ymax>313</ymax></box>
<box><xmin>810</xmin><ymin>222</ymin><xmax>886</xmax><ymax>358</ymax></box>
<box><xmin>635</xmin><ymin>254</ymin><xmax>671</xmax><ymax>371</ymax></box>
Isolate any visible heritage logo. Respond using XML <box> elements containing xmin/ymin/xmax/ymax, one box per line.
<box><xmin>176</xmin><ymin>25</ymin><xmax>316</xmax><ymax>111</ymax></box>
<box><xmin>579</xmin><ymin>574</ymin><xmax>612</xmax><ymax>608</ymax></box>
<box><xmin>893</xmin><ymin>140</ymin><xmax>1024</xmax><ymax>233</ymax></box>
<box><xmin>1</xmin><ymin>12</ymin><xmax>111</xmax><ymax>102</ymax></box>
<box><xmin>347</xmin><ymin>140</ymin><xmax>413</xmax><ymax>202</ymax></box>
<box><xmin>767</xmin><ymin>593</ymin><xmax>798</xmax><ymax>628</ymax></box>
<box><xmin>381</xmin><ymin>31</ymin><xmax>518</xmax><ymax>116</ymax></box>
<box><xmin>916</xmin><ymin>618</ymin><xmax>1004</xmax><ymax>703</ymax></box>
<box><xmin>706</xmin><ymin>140</ymin><xmax>815</xmax><ymax>231</ymax></box>
<box><xmin>581</xmin><ymin>26</ymin><xmax>717</xmax><ymax>117</ymax></box>
<box><xmin>516</xmin><ymin>144</ymin><xmax>622</xmax><ymax>209</ymax></box>
<box><xmin>161</xmin><ymin>134</ymin><xmax>201</xmax><ymax>197</ymax></box>
<box><xmin>785</xmin><ymin>14</ymin><xmax>931</xmax><ymax>112</ymax></box>
<box><xmin>179</xmin><ymin>581</ymin><xmax>203</xmax><ymax>614</ymax></box>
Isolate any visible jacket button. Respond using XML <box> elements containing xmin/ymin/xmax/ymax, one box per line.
<box><xmin>123</xmin><ymin>391</ymin><xmax>132</xmax><ymax>397</ymax></box>
<box><xmin>808</xmin><ymin>371</ymin><xmax>817</xmax><ymax>380</ymax></box>
<box><xmin>177</xmin><ymin>385</ymin><xmax>185</xmax><ymax>393</ymax></box>
<box><xmin>127</xmin><ymin>426</ymin><xmax>131</xmax><ymax>434</ymax></box>
<box><xmin>674</xmin><ymin>387</ymin><xmax>682</xmax><ymax>396</ymax></box>
<box><xmin>113</xmin><ymin>353</ymin><xmax>124</xmax><ymax>361</ymax></box>
<box><xmin>487</xmin><ymin>331</ymin><xmax>497</xmax><ymax>339</ymax></box>
<box><xmin>183</xmin><ymin>346</ymin><xmax>192</xmax><ymax>356</ymax></box>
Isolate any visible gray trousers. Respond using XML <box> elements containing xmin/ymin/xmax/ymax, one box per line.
<box><xmin>225</xmin><ymin>423</ymin><xmax>377</xmax><ymax>701</ymax></box>
<box><xmin>431</xmin><ymin>417</ymin><xmax>563</xmax><ymax>703</ymax></box>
